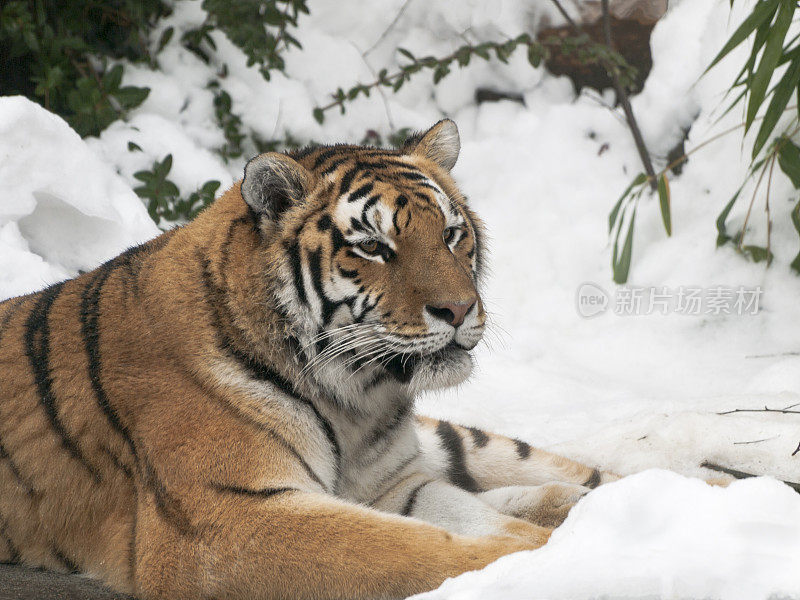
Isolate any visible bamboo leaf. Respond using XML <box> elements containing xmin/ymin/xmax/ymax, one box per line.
<box><xmin>658</xmin><ymin>173</ymin><xmax>672</xmax><ymax>236</ymax></box>
<box><xmin>716</xmin><ymin>189</ymin><xmax>742</xmax><ymax>247</ymax></box>
<box><xmin>778</xmin><ymin>138</ymin><xmax>800</xmax><ymax>188</ymax></box>
<box><xmin>609</xmin><ymin>173</ymin><xmax>646</xmax><ymax>234</ymax></box>
<box><xmin>791</xmin><ymin>199</ymin><xmax>800</xmax><ymax>273</ymax></box>
<box><xmin>746</xmin><ymin>0</ymin><xmax>793</xmax><ymax>131</ymax></box>
<box><xmin>613</xmin><ymin>204</ymin><xmax>637</xmax><ymax>284</ymax></box>
<box><xmin>706</xmin><ymin>0</ymin><xmax>779</xmax><ymax>72</ymax></box>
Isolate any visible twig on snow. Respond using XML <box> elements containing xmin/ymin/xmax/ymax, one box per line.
<box><xmin>717</xmin><ymin>405</ymin><xmax>800</xmax><ymax>415</ymax></box>
<box><xmin>732</xmin><ymin>437</ymin><xmax>777</xmax><ymax>445</ymax></box>
<box><xmin>700</xmin><ymin>461</ymin><xmax>800</xmax><ymax>494</ymax></box>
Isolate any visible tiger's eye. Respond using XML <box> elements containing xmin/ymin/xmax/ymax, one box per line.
<box><xmin>358</xmin><ymin>239</ymin><xmax>379</xmax><ymax>254</ymax></box>
<box><xmin>443</xmin><ymin>227</ymin><xmax>457</xmax><ymax>244</ymax></box>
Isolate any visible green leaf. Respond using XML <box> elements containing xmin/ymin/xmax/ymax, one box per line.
<box><xmin>398</xmin><ymin>47</ymin><xmax>415</xmax><ymax>61</ymax></box>
<box><xmin>613</xmin><ymin>204</ymin><xmax>637</xmax><ymax>284</ymax></box>
<box><xmin>127</xmin><ymin>141</ymin><xmax>143</xmax><ymax>152</ymax></box>
<box><xmin>715</xmin><ymin>188</ymin><xmax>743</xmax><ymax>247</ymax></box>
<box><xmin>609</xmin><ymin>173</ymin><xmax>646</xmax><ymax>234</ymax></box>
<box><xmin>752</xmin><ymin>54</ymin><xmax>800</xmax><ymax>158</ymax></box>
<box><xmin>527</xmin><ymin>43</ymin><xmax>543</xmax><ymax>67</ymax></box>
<box><xmin>313</xmin><ymin>107</ymin><xmax>325</xmax><ymax>124</ymax></box>
<box><xmin>658</xmin><ymin>173</ymin><xmax>672</xmax><ymax>236</ymax></box>
<box><xmin>114</xmin><ymin>86</ymin><xmax>150</xmax><ymax>109</ymax></box>
<box><xmin>157</xmin><ymin>26</ymin><xmax>174</xmax><ymax>53</ymax></box>
<box><xmin>455</xmin><ymin>47</ymin><xmax>471</xmax><ymax>67</ymax></box>
<box><xmin>746</xmin><ymin>0</ymin><xmax>793</xmax><ymax>131</ymax></box>
<box><xmin>778</xmin><ymin>138</ymin><xmax>800</xmax><ymax>188</ymax></box>
<box><xmin>706</xmin><ymin>0</ymin><xmax>779</xmax><ymax>72</ymax></box>
<box><xmin>103</xmin><ymin>64</ymin><xmax>123</xmax><ymax>91</ymax></box>
<box><xmin>790</xmin><ymin>199</ymin><xmax>800</xmax><ymax>273</ymax></box>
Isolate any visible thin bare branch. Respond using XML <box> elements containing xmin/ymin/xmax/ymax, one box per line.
<box><xmin>700</xmin><ymin>461</ymin><xmax>800</xmax><ymax>493</ymax></box>
<box><xmin>364</xmin><ymin>0</ymin><xmax>413</xmax><ymax>57</ymax></box>
<box><xmin>550</xmin><ymin>0</ymin><xmax>657</xmax><ymax>190</ymax></box>
<box><xmin>717</xmin><ymin>406</ymin><xmax>800</xmax><ymax>415</ymax></box>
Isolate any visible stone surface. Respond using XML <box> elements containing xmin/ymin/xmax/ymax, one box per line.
<box><xmin>0</xmin><ymin>564</ymin><xmax>131</xmax><ymax>600</ymax></box>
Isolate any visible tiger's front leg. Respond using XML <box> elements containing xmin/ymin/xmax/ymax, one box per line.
<box><xmin>411</xmin><ymin>416</ymin><xmax>620</xmax><ymax>527</ymax></box>
<box><xmin>370</xmin><ymin>470</ymin><xmax>553</xmax><ymax>545</ymax></box>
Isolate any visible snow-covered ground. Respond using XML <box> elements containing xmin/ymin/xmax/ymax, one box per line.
<box><xmin>1</xmin><ymin>0</ymin><xmax>799</xmax><ymax>598</ymax></box>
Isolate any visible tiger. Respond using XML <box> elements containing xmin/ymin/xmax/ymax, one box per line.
<box><xmin>0</xmin><ymin>119</ymin><xmax>619</xmax><ymax>600</ymax></box>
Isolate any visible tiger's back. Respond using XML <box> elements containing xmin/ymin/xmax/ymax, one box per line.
<box><xmin>0</xmin><ymin>230</ymin><xmax>183</xmax><ymax>589</ymax></box>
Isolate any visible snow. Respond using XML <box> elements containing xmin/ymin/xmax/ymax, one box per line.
<box><xmin>0</xmin><ymin>96</ymin><xmax>158</xmax><ymax>299</ymax></box>
<box><xmin>1</xmin><ymin>0</ymin><xmax>799</xmax><ymax>598</ymax></box>
<box><xmin>415</xmin><ymin>470</ymin><xmax>800</xmax><ymax>600</ymax></box>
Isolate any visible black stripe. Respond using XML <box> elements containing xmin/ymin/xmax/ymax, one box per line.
<box><xmin>80</xmin><ymin>257</ymin><xmax>195</xmax><ymax>537</ymax></box>
<box><xmin>347</xmin><ymin>182</ymin><xmax>374</xmax><ymax>203</ymax></box>
<box><xmin>114</xmin><ymin>231</ymin><xmax>175</xmax><ymax>301</ymax></box>
<box><xmin>361</xmin><ymin>194</ymin><xmax>380</xmax><ymax>226</ymax></box>
<box><xmin>129</xmin><ymin>485</ymin><xmax>138</xmax><ymax>584</ymax></box>
<box><xmin>226</xmin><ymin>343</ymin><xmax>341</xmax><ymax>468</ymax></box>
<box><xmin>287</xmin><ymin>242</ymin><xmax>308</xmax><ymax>305</ymax></box>
<box><xmin>466</xmin><ymin>209</ymin><xmax>485</xmax><ymax>275</ymax></box>
<box><xmin>583</xmin><ymin>468</ymin><xmax>601</xmax><ymax>489</ymax></box>
<box><xmin>51</xmin><ymin>544</ymin><xmax>79</xmax><ymax>573</ymax></box>
<box><xmin>211</xmin><ymin>483</ymin><xmax>296</xmax><ymax>499</ymax></box>
<box><xmin>24</xmin><ymin>282</ymin><xmax>102</xmax><ymax>482</ymax></box>
<box><xmin>435</xmin><ymin>420</ymin><xmax>482</xmax><ymax>493</ymax></box>
<box><xmin>220</xmin><ymin>216</ymin><xmax>251</xmax><ymax>268</ymax></box>
<box><xmin>401</xmin><ymin>480</ymin><xmax>434</xmax><ymax>517</ymax></box>
<box><xmin>371</xmin><ymin>450</ymin><xmax>419</xmax><ymax>501</ymax></box>
<box><xmin>339</xmin><ymin>165</ymin><xmax>360</xmax><ymax>195</ymax></box>
<box><xmin>398</xmin><ymin>170</ymin><xmax>426</xmax><ymax>181</ymax></box>
<box><xmin>79</xmin><ymin>264</ymin><xmax>137</xmax><ymax>478</ymax></box>
<box><xmin>99</xmin><ymin>445</ymin><xmax>134</xmax><ymax>479</ymax></box>
<box><xmin>141</xmin><ymin>460</ymin><xmax>195</xmax><ymax>536</ymax></box>
<box><xmin>311</xmin><ymin>147</ymin><xmax>338</xmax><ymax>170</ymax></box>
<box><xmin>0</xmin><ymin>514</ymin><xmax>20</xmax><ymax>564</ymax></box>
<box><xmin>320</xmin><ymin>157</ymin><xmax>348</xmax><ymax>176</ymax></box>
<box><xmin>362</xmin><ymin>399</ymin><xmax>413</xmax><ymax>449</ymax></box>
<box><xmin>466</xmin><ymin>426</ymin><xmax>489</xmax><ymax>448</ymax></box>
<box><xmin>198</xmin><ymin>254</ymin><xmax>336</xmax><ymax>490</ymax></box>
<box><xmin>349</xmin><ymin>217</ymin><xmax>370</xmax><ymax>234</ymax></box>
<box><xmin>0</xmin><ymin>439</ymin><xmax>36</xmax><ymax>496</ymax></box>
<box><xmin>0</xmin><ymin>300</ymin><xmax>36</xmax><ymax>497</ymax></box>
<box><xmin>306</xmin><ymin>248</ymin><xmax>340</xmax><ymax>325</ymax></box>
<box><xmin>317</xmin><ymin>214</ymin><xmax>332</xmax><ymax>231</ymax></box>
<box><xmin>290</xmin><ymin>145</ymin><xmax>319</xmax><ymax>161</ymax></box>
<box><xmin>513</xmin><ymin>439</ymin><xmax>531</xmax><ymax>459</ymax></box>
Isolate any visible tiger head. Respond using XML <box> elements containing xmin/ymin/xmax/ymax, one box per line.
<box><xmin>240</xmin><ymin>120</ymin><xmax>486</xmax><ymax>397</ymax></box>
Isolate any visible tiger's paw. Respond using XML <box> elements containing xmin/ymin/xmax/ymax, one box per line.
<box><xmin>479</xmin><ymin>483</ymin><xmax>590</xmax><ymax>529</ymax></box>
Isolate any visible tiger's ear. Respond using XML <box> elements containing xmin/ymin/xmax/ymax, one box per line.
<box><xmin>241</xmin><ymin>152</ymin><xmax>313</xmax><ymax>222</ymax></box>
<box><xmin>402</xmin><ymin>119</ymin><xmax>460</xmax><ymax>171</ymax></box>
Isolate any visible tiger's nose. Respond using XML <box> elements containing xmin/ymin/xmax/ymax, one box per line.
<box><xmin>425</xmin><ymin>300</ymin><xmax>476</xmax><ymax>328</ymax></box>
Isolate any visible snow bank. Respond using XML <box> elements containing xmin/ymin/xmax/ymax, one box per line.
<box><xmin>416</xmin><ymin>471</ymin><xmax>800</xmax><ymax>600</ymax></box>
<box><xmin>0</xmin><ymin>97</ymin><xmax>158</xmax><ymax>299</ymax></box>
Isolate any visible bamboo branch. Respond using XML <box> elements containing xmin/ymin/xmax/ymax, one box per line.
<box><xmin>599</xmin><ymin>0</ymin><xmax>657</xmax><ymax>190</ymax></box>
<box><xmin>549</xmin><ymin>0</ymin><xmax>657</xmax><ymax>190</ymax></box>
